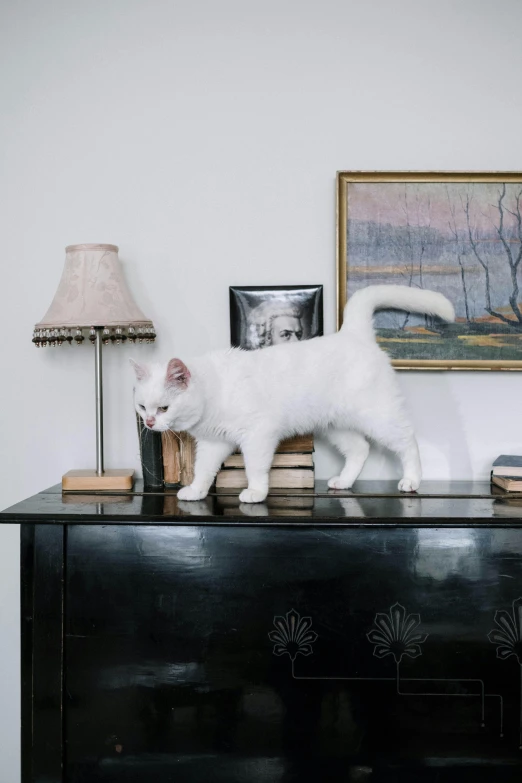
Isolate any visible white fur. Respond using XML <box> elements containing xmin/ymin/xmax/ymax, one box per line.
<box><xmin>132</xmin><ymin>285</ymin><xmax>455</xmax><ymax>503</ymax></box>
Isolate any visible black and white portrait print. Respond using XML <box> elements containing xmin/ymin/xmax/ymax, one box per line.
<box><xmin>230</xmin><ymin>285</ymin><xmax>323</xmax><ymax>350</ymax></box>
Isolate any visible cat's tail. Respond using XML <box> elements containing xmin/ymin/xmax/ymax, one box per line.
<box><xmin>341</xmin><ymin>285</ymin><xmax>455</xmax><ymax>339</ymax></box>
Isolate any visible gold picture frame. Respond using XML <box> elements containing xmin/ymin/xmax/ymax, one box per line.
<box><xmin>337</xmin><ymin>171</ymin><xmax>522</xmax><ymax>370</ymax></box>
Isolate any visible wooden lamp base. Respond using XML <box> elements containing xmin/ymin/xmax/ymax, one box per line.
<box><xmin>62</xmin><ymin>469</ymin><xmax>135</xmax><ymax>491</ymax></box>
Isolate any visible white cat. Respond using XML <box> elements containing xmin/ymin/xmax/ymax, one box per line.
<box><xmin>131</xmin><ymin>285</ymin><xmax>454</xmax><ymax>503</ymax></box>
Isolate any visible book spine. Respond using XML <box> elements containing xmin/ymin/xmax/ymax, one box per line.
<box><xmin>162</xmin><ymin>431</ymin><xmax>181</xmax><ymax>485</ymax></box>
<box><xmin>180</xmin><ymin>432</ymin><xmax>196</xmax><ymax>486</ymax></box>
<box><xmin>233</xmin><ymin>436</ymin><xmax>315</xmax><ymax>456</ymax></box>
<box><xmin>136</xmin><ymin>413</ymin><xmax>164</xmax><ymax>488</ymax></box>
<box><xmin>223</xmin><ymin>453</ymin><xmax>314</xmax><ymax>469</ymax></box>
<box><xmin>216</xmin><ymin>468</ymin><xmax>315</xmax><ymax>489</ymax></box>
<box><xmin>161</xmin><ymin>431</ymin><xmax>196</xmax><ymax>486</ymax></box>
<box><xmin>277</xmin><ymin>436</ymin><xmax>314</xmax><ymax>453</ymax></box>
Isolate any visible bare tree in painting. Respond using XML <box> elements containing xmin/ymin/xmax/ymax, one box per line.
<box><xmin>494</xmin><ymin>184</ymin><xmax>522</xmax><ymax>324</ymax></box>
<box><xmin>463</xmin><ymin>185</ymin><xmax>522</xmax><ymax>328</ymax></box>
<box><xmin>415</xmin><ymin>189</ymin><xmax>431</xmax><ymax>290</ymax></box>
<box><xmin>416</xmin><ymin>191</ymin><xmax>432</xmax><ymax>328</ymax></box>
<box><xmin>398</xmin><ymin>185</ymin><xmax>432</xmax><ymax>329</ymax></box>
<box><xmin>445</xmin><ymin>187</ymin><xmax>471</xmax><ymax>323</ymax></box>
<box><xmin>399</xmin><ymin>187</ymin><xmax>415</xmax><ymax>329</ymax></box>
<box><xmin>400</xmin><ymin>187</ymin><xmax>416</xmax><ymax>279</ymax></box>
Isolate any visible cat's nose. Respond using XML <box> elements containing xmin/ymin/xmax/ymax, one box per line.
<box><xmin>146</xmin><ymin>416</ymin><xmax>156</xmax><ymax>428</ymax></box>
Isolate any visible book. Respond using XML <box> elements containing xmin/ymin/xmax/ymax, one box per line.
<box><xmin>223</xmin><ymin>452</ymin><xmax>314</xmax><ymax>469</ymax></box>
<box><xmin>233</xmin><ymin>434</ymin><xmax>314</xmax><ymax>455</ymax></box>
<box><xmin>277</xmin><ymin>434</ymin><xmax>314</xmax><ymax>453</ymax></box>
<box><xmin>491</xmin><ymin>475</ymin><xmax>522</xmax><ymax>492</ymax></box>
<box><xmin>136</xmin><ymin>413</ymin><xmax>164</xmax><ymax>488</ymax></box>
<box><xmin>161</xmin><ymin>430</ymin><xmax>196</xmax><ymax>486</ymax></box>
<box><xmin>492</xmin><ymin>455</ymin><xmax>522</xmax><ymax>478</ymax></box>
<box><xmin>216</xmin><ymin>467</ymin><xmax>314</xmax><ymax>489</ymax></box>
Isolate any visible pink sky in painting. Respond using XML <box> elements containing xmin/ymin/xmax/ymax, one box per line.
<box><xmin>348</xmin><ymin>182</ymin><xmax>521</xmax><ymax>236</ymax></box>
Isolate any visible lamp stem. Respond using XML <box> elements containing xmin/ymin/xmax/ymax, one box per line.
<box><xmin>95</xmin><ymin>328</ymin><xmax>104</xmax><ymax>475</ymax></box>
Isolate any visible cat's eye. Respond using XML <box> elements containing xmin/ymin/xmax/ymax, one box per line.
<box><xmin>138</xmin><ymin>404</ymin><xmax>145</xmax><ymax>410</ymax></box>
<box><xmin>158</xmin><ymin>406</ymin><xmax>168</xmax><ymax>413</ymax></box>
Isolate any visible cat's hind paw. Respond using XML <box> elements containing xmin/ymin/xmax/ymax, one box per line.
<box><xmin>177</xmin><ymin>485</ymin><xmax>208</xmax><ymax>501</ymax></box>
<box><xmin>328</xmin><ymin>476</ymin><xmax>353</xmax><ymax>490</ymax></box>
<box><xmin>398</xmin><ymin>477</ymin><xmax>420</xmax><ymax>493</ymax></box>
<box><xmin>239</xmin><ymin>488</ymin><xmax>268</xmax><ymax>504</ymax></box>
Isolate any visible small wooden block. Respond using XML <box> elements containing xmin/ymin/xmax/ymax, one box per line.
<box><xmin>62</xmin><ymin>469</ymin><xmax>135</xmax><ymax>491</ymax></box>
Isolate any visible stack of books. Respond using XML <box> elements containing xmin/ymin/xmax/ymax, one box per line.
<box><xmin>491</xmin><ymin>455</ymin><xmax>522</xmax><ymax>492</ymax></box>
<box><xmin>215</xmin><ymin>434</ymin><xmax>315</xmax><ymax>490</ymax></box>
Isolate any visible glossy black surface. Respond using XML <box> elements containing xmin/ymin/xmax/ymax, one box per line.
<box><xmin>33</xmin><ymin>526</ymin><xmax>64</xmax><ymax>779</ymax></box>
<box><xmin>64</xmin><ymin>525</ymin><xmax>522</xmax><ymax>781</ymax></box>
<box><xmin>2</xmin><ymin>481</ymin><xmax>522</xmax><ymax>524</ymax></box>
<box><xmin>14</xmin><ymin>482</ymin><xmax>522</xmax><ymax>782</ymax></box>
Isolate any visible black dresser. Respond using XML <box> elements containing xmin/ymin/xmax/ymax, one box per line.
<box><xmin>3</xmin><ymin>480</ymin><xmax>522</xmax><ymax>783</ymax></box>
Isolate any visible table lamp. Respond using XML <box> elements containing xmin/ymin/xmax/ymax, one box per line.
<box><xmin>33</xmin><ymin>243</ymin><xmax>156</xmax><ymax>490</ymax></box>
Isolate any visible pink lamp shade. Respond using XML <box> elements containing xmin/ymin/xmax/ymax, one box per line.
<box><xmin>33</xmin><ymin>244</ymin><xmax>156</xmax><ymax>346</ymax></box>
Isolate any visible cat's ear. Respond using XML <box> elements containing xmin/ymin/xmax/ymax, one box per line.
<box><xmin>166</xmin><ymin>358</ymin><xmax>191</xmax><ymax>389</ymax></box>
<box><xmin>129</xmin><ymin>358</ymin><xmax>149</xmax><ymax>382</ymax></box>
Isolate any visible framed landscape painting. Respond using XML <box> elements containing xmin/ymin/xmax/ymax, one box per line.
<box><xmin>337</xmin><ymin>171</ymin><xmax>522</xmax><ymax>369</ymax></box>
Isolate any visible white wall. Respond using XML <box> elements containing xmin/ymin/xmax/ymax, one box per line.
<box><xmin>1</xmin><ymin>0</ymin><xmax>522</xmax><ymax>777</ymax></box>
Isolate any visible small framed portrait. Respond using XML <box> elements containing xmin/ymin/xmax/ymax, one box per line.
<box><xmin>229</xmin><ymin>285</ymin><xmax>323</xmax><ymax>349</ymax></box>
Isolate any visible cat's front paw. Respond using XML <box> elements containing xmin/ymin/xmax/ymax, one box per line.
<box><xmin>177</xmin><ymin>485</ymin><xmax>208</xmax><ymax>501</ymax></box>
<box><xmin>239</xmin><ymin>488</ymin><xmax>268</xmax><ymax>504</ymax></box>
<box><xmin>327</xmin><ymin>476</ymin><xmax>353</xmax><ymax>490</ymax></box>
<box><xmin>398</xmin><ymin>476</ymin><xmax>420</xmax><ymax>493</ymax></box>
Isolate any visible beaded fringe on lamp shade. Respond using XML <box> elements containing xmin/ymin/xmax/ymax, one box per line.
<box><xmin>33</xmin><ymin>244</ymin><xmax>156</xmax><ymax>346</ymax></box>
